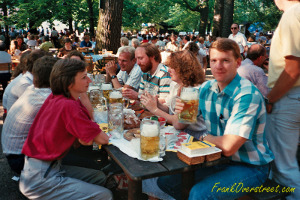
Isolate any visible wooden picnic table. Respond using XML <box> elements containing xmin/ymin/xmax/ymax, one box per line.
<box><xmin>103</xmin><ymin>145</ymin><xmax>228</xmax><ymax>200</ymax></box>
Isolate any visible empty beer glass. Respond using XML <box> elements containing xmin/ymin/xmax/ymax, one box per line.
<box><xmin>108</xmin><ymin>103</ymin><xmax>124</xmax><ymax>139</ymax></box>
<box><xmin>178</xmin><ymin>87</ymin><xmax>199</xmax><ymax>124</ymax></box>
<box><xmin>89</xmin><ymin>89</ymin><xmax>107</xmax><ymax>111</ymax></box>
<box><xmin>140</xmin><ymin>118</ymin><xmax>160</xmax><ymax>160</ymax></box>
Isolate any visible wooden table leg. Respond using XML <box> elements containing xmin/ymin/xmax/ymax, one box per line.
<box><xmin>128</xmin><ymin>178</ymin><xmax>142</xmax><ymax>200</ymax></box>
<box><xmin>182</xmin><ymin>170</ymin><xmax>195</xmax><ymax>200</ymax></box>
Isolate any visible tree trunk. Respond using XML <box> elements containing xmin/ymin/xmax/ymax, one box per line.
<box><xmin>221</xmin><ymin>0</ymin><xmax>234</xmax><ymax>38</ymax></box>
<box><xmin>68</xmin><ymin>17</ymin><xmax>73</xmax><ymax>34</ymax></box>
<box><xmin>212</xmin><ymin>0</ymin><xmax>224</xmax><ymax>37</ymax></box>
<box><xmin>96</xmin><ymin>0</ymin><xmax>124</xmax><ymax>54</ymax></box>
<box><xmin>87</xmin><ymin>0</ymin><xmax>95</xmax><ymax>37</ymax></box>
<box><xmin>199</xmin><ymin>4</ymin><xmax>209</xmax><ymax>37</ymax></box>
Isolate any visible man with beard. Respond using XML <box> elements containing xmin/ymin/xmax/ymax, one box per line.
<box><xmin>122</xmin><ymin>43</ymin><xmax>172</xmax><ymax>103</ymax></box>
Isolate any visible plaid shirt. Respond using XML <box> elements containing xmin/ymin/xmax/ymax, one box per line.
<box><xmin>117</xmin><ymin>63</ymin><xmax>142</xmax><ymax>90</ymax></box>
<box><xmin>1</xmin><ymin>86</ymin><xmax>51</xmax><ymax>155</ymax></box>
<box><xmin>139</xmin><ymin>63</ymin><xmax>172</xmax><ymax>100</ymax></box>
<box><xmin>199</xmin><ymin>74</ymin><xmax>274</xmax><ymax>165</ymax></box>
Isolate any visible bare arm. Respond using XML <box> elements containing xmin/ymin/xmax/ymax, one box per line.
<box><xmin>79</xmin><ymin>92</ymin><xmax>94</xmax><ymax>120</ymax></box>
<box><xmin>267</xmin><ymin>56</ymin><xmax>300</xmax><ymax>103</ymax></box>
<box><xmin>204</xmin><ymin>134</ymin><xmax>247</xmax><ymax>157</ymax></box>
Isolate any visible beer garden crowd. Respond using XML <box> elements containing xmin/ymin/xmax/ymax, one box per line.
<box><xmin>0</xmin><ymin>0</ymin><xmax>299</xmax><ymax>199</ymax></box>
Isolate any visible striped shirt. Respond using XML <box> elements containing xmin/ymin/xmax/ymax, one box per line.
<box><xmin>1</xmin><ymin>86</ymin><xmax>51</xmax><ymax>155</ymax></box>
<box><xmin>139</xmin><ymin>63</ymin><xmax>172</xmax><ymax>100</ymax></box>
<box><xmin>6</xmin><ymin>71</ymin><xmax>33</xmax><ymax>112</ymax></box>
<box><xmin>199</xmin><ymin>74</ymin><xmax>274</xmax><ymax>165</ymax></box>
<box><xmin>117</xmin><ymin>63</ymin><xmax>143</xmax><ymax>90</ymax></box>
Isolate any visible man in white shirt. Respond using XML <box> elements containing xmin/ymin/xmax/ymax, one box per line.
<box><xmin>228</xmin><ymin>23</ymin><xmax>247</xmax><ymax>57</ymax></box>
<box><xmin>105</xmin><ymin>46</ymin><xmax>142</xmax><ymax>91</ymax></box>
<box><xmin>181</xmin><ymin>35</ymin><xmax>191</xmax><ymax>50</ymax></box>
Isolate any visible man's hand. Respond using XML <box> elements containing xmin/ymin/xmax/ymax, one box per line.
<box><xmin>122</xmin><ymin>88</ymin><xmax>139</xmax><ymax>100</ymax></box>
<box><xmin>105</xmin><ymin>61</ymin><xmax>118</xmax><ymax>77</ymax></box>
<box><xmin>140</xmin><ymin>92</ymin><xmax>158</xmax><ymax>113</ymax></box>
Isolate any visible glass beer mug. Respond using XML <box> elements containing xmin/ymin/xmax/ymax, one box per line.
<box><xmin>101</xmin><ymin>83</ymin><xmax>113</xmax><ymax>100</ymax></box>
<box><xmin>109</xmin><ymin>89</ymin><xmax>130</xmax><ymax>108</ymax></box>
<box><xmin>140</xmin><ymin>118</ymin><xmax>160</xmax><ymax>160</ymax></box>
<box><xmin>89</xmin><ymin>89</ymin><xmax>107</xmax><ymax>111</ymax></box>
<box><xmin>171</xmin><ymin>87</ymin><xmax>199</xmax><ymax>124</ymax></box>
<box><xmin>108</xmin><ymin>103</ymin><xmax>124</xmax><ymax>139</ymax></box>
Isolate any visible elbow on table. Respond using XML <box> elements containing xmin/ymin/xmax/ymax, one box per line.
<box><xmin>221</xmin><ymin>147</ymin><xmax>237</xmax><ymax>157</ymax></box>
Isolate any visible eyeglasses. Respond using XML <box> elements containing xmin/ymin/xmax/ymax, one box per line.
<box><xmin>231</xmin><ymin>27</ymin><xmax>238</xmax><ymax>30</ymax></box>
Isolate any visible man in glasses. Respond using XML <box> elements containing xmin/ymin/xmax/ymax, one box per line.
<box><xmin>228</xmin><ymin>23</ymin><xmax>247</xmax><ymax>58</ymax></box>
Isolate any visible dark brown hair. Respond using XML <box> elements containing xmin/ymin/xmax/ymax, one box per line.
<box><xmin>32</xmin><ymin>56</ymin><xmax>59</xmax><ymax>88</ymax></box>
<box><xmin>26</xmin><ymin>50</ymin><xmax>48</xmax><ymax>72</ymax></box>
<box><xmin>50</xmin><ymin>59</ymin><xmax>86</xmax><ymax>97</ymax></box>
<box><xmin>139</xmin><ymin>43</ymin><xmax>161</xmax><ymax>63</ymax></box>
<box><xmin>209</xmin><ymin>38</ymin><xmax>241</xmax><ymax>60</ymax></box>
<box><xmin>66</xmin><ymin>50</ymin><xmax>85</xmax><ymax>61</ymax></box>
<box><xmin>165</xmin><ymin>50</ymin><xmax>205</xmax><ymax>87</ymax></box>
<box><xmin>12</xmin><ymin>50</ymin><xmax>31</xmax><ymax>78</ymax></box>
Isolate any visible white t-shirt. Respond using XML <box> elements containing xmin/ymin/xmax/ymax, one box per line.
<box><xmin>228</xmin><ymin>32</ymin><xmax>247</xmax><ymax>53</ymax></box>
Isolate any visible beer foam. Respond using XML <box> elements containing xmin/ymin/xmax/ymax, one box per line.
<box><xmin>110</xmin><ymin>91</ymin><xmax>122</xmax><ymax>99</ymax></box>
<box><xmin>180</xmin><ymin>92</ymin><xmax>199</xmax><ymax>100</ymax></box>
<box><xmin>101</xmin><ymin>84</ymin><xmax>112</xmax><ymax>90</ymax></box>
<box><xmin>141</xmin><ymin>124</ymin><xmax>159</xmax><ymax>137</ymax></box>
<box><xmin>88</xmin><ymin>86</ymin><xmax>100</xmax><ymax>92</ymax></box>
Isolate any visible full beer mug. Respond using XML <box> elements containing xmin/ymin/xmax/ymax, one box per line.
<box><xmin>140</xmin><ymin>118</ymin><xmax>160</xmax><ymax>160</ymax></box>
<box><xmin>101</xmin><ymin>83</ymin><xmax>113</xmax><ymax>100</ymax></box>
<box><xmin>178</xmin><ymin>87</ymin><xmax>199</xmax><ymax>124</ymax></box>
<box><xmin>109</xmin><ymin>89</ymin><xmax>130</xmax><ymax>108</ymax></box>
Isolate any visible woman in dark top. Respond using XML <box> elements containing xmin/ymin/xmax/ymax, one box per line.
<box><xmin>58</xmin><ymin>38</ymin><xmax>76</xmax><ymax>57</ymax></box>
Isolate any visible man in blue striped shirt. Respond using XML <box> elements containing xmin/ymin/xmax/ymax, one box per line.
<box><xmin>158</xmin><ymin>38</ymin><xmax>274</xmax><ymax>200</ymax></box>
<box><xmin>122</xmin><ymin>43</ymin><xmax>172</xmax><ymax>103</ymax></box>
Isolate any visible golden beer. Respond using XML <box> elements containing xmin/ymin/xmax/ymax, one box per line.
<box><xmin>178</xmin><ymin>99</ymin><xmax>199</xmax><ymax>124</ymax></box>
<box><xmin>140</xmin><ymin>135</ymin><xmax>159</xmax><ymax>160</ymax></box>
<box><xmin>178</xmin><ymin>87</ymin><xmax>199</xmax><ymax>124</ymax></box>
<box><xmin>140</xmin><ymin>120</ymin><xmax>160</xmax><ymax>160</ymax></box>
<box><xmin>101</xmin><ymin>83</ymin><xmax>113</xmax><ymax>100</ymax></box>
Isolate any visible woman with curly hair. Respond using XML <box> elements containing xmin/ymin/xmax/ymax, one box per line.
<box><xmin>141</xmin><ymin>50</ymin><xmax>207</xmax><ymax>138</ymax></box>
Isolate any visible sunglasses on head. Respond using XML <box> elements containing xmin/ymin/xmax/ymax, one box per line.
<box><xmin>231</xmin><ymin>27</ymin><xmax>238</xmax><ymax>30</ymax></box>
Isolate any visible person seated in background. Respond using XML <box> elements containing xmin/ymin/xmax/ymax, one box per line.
<box><xmin>106</xmin><ymin>46</ymin><xmax>142</xmax><ymax>91</ymax></box>
<box><xmin>198</xmin><ymin>37</ymin><xmax>206</xmax><ymax>49</ymax></box>
<box><xmin>8</xmin><ymin>40</ymin><xmax>20</xmax><ymax>56</ymax></box>
<box><xmin>26</xmin><ymin>35</ymin><xmax>37</xmax><ymax>49</ymax></box>
<box><xmin>72</xmin><ymin>36</ymin><xmax>80</xmax><ymax>48</ymax></box>
<box><xmin>0</xmin><ymin>41</ymin><xmax>12</xmax><ymax>93</ymax></box>
<box><xmin>16</xmin><ymin>35</ymin><xmax>28</xmax><ymax>51</ymax></box>
<box><xmin>2</xmin><ymin>51</ymin><xmax>31</xmax><ymax>122</ymax></box>
<box><xmin>19</xmin><ymin>58</ymin><xmax>112</xmax><ymax>200</ymax></box>
<box><xmin>156</xmin><ymin>36</ymin><xmax>166</xmax><ymax>50</ymax></box>
<box><xmin>1</xmin><ymin>56</ymin><xmax>58</xmax><ymax>174</ymax></box>
<box><xmin>150</xmin><ymin>36</ymin><xmax>158</xmax><ymax>46</ymax></box>
<box><xmin>91</xmin><ymin>36</ymin><xmax>96</xmax><ymax>49</ymax></box>
<box><xmin>180</xmin><ymin>35</ymin><xmax>191</xmax><ymax>50</ymax></box>
<box><xmin>186</xmin><ymin>42</ymin><xmax>207</xmax><ymax>74</ymax></box>
<box><xmin>122</xmin><ymin>43</ymin><xmax>172</xmax><ymax>103</ymax></box>
<box><xmin>131</xmin><ymin>38</ymin><xmax>140</xmax><ymax>49</ymax></box>
<box><xmin>39</xmin><ymin>35</ymin><xmax>54</xmax><ymax>52</ymax></box>
<box><xmin>141</xmin><ymin>50</ymin><xmax>207</xmax><ymax>138</ymax></box>
<box><xmin>165</xmin><ymin>34</ymin><xmax>179</xmax><ymax>52</ymax></box>
<box><xmin>4</xmin><ymin>50</ymin><xmax>47</xmax><ymax>112</ymax></box>
<box><xmin>116</xmin><ymin>36</ymin><xmax>129</xmax><ymax>56</ymax></box>
<box><xmin>237</xmin><ymin>44</ymin><xmax>269</xmax><ymax>97</ymax></box>
<box><xmin>80</xmin><ymin>35</ymin><xmax>92</xmax><ymax>48</ymax></box>
<box><xmin>58</xmin><ymin>38</ymin><xmax>76</xmax><ymax>58</ymax></box>
<box><xmin>157</xmin><ymin>38</ymin><xmax>274</xmax><ymax>200</ymax></box>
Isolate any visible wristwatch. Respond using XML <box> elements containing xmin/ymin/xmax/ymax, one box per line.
<box><xmin>200</xmin><ymin>133</ymin><xmax>208</xmax><ymax>141</ymax></box>
<box><xmin>111</xmin><ymin>75</ymin><xmax>117</xmax><ymax>79</ymax></box>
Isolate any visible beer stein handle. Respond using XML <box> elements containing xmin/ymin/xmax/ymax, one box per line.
<box><xmin>100</xmin><ymin>97</ymin><xmax>108</xmax><ymax>110</ymax></box>
<box><xmin>169</xmin><ymin>96</ymin><xmax>180</xmax><ymax>114</ymax></box>
<box><xmin>123</xmin><ymin>97</ymin><xmax>130</xmax><ymax>109</ymax></box>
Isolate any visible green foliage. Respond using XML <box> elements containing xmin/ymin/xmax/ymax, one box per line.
<box><xmin>234</xmin><ymin>0</ymin><xmax>282</xmax><ymax>31</ymax></box>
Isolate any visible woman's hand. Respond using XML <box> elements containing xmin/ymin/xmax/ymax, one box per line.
<box><xmin>174</xmin><ymin>98</ymin><xmax>184</xmax><ymax>114</ymax></box>
<box><xmin>140</xmin><ymin>92</ymin><xmax>158</xmax><ymax>113</ymax></box>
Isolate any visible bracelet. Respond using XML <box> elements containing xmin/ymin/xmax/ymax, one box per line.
<box><xmin>153</xmin><ymin>108</ymin><xmax>158</xmax><ymax>114</ymax></box>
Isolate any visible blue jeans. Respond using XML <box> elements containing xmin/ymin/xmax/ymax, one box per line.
<box><xmin>157</xmin><ymin>161</ymin><xmax>269</xmax><ymax>200</ymax></box>
<box><xmin>266</xmin><ymin>86</ymin><xmax>300</xmax><ymax>200</ymax></box>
